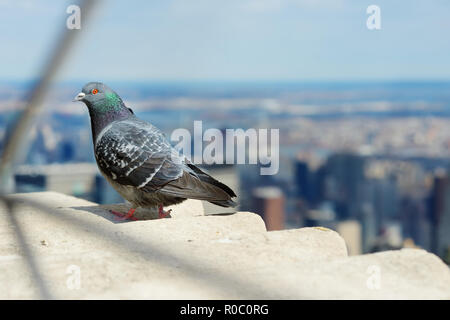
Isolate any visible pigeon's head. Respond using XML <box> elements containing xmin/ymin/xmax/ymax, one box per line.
<box><xmin>74</xmin><ymin>82</ymin><xmax>126</xmax><ymax>113</ymax></box>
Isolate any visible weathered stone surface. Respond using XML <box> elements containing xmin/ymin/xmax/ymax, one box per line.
<box><xmin>0</xmin><ymin>192</ymin><xmax>449</xmax><ymax>299</ymax></box>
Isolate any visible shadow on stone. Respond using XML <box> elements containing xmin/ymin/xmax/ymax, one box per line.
<box><xmin>70</xmin><ymin>204</ymin><xmax>163</xmax><ymax>223</ymax></box>
<box><xmin>71</xmin><ymin>203</ymin><xmax>238</xmax><ymax>223</ymax></box>
<box><xmin>205</xmin><ymin>212</ymin><xmax>238</xmax><ymax>217</ymax></box>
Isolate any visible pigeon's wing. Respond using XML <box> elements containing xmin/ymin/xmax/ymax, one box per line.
<box><xmin>94</xmin><ymin>119</ymin><xmax>184</xmax><ymax>190</ymax></box>
<box><xmin>95</xmin><ymin>119</ymin><xmax>236</xmax><ymax>206</ymax></box>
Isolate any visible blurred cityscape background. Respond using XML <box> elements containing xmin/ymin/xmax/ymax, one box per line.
<box><xmin>1</xmin><ymin>1</ymin><xmax>450</xmax><ymax>263</ymax></box>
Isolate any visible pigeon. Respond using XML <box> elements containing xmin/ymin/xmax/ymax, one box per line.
<box><xmin>74</xmin><ymin>82</ymin><xmax>237</xmax><ymax>220</ymax></box>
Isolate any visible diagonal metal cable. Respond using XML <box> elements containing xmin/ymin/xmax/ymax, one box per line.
<box><xmin>0</xmin><ymin>0</ymin><xmax>100</xmax><ymax>194</ymax></box>
<box><xmin>0</xmin><ymin>0</ymin><xmax>101</xmax><ymax>299</ymax></box>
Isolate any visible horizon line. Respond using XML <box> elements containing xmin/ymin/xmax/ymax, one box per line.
<box><xmin>1</xmin><ymin>78</ymin><xmax>450</xmax><ymax>86</ymax></box>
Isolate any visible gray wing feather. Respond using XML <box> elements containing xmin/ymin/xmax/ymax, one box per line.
<box><xmin>95</xmin><ymin>119</ymin><xmax>183</xmax><ymax>189</ymax></box>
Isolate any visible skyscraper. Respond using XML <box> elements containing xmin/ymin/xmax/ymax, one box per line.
<box><xmin>252</xmin><ymin>186</ymin><xmax>285</xmax><ymax>231</ymax></box>
<box><xmin>429</xmin><ymin>171</ymin><xmax>450</xmax><ymax>258</ymax></box>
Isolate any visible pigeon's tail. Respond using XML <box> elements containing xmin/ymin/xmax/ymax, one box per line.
<box><xmin>209</xmin><ymin>198</ymin><xmax>237</xmax><ymax>208</ymax></box>
<box><xmin>157</xmin><ymin>162</ymin><xmax>238</xmax><ymax>208</ymax></box>
<box><xmin>186</xmin><ymin>164</ymin><xmax>237</xmax><ymax>208</ymax></box>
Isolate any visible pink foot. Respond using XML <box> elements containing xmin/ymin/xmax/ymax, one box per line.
<box><xmin>110</xmin><ymin>208</ymin><xmax>138</xmax><ymax>221</ymax></box>
<box><xmin>158</xmin><ymin>205</ymin><xmax>172</xmax><ymax>219</ymax></box>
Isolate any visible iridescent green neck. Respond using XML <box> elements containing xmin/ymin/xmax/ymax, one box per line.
<box><xmin>87</xmin><ymin>92</ymin><xmax>132</xmax><ymax>143</ymax></box>
<box><xmin>95</xmin><ymin>92</ymin><xmax>123</xmax><ymax>113</ymax></box>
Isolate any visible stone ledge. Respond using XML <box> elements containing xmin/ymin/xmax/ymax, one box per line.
<box><xmin>0</xmin><ymin>192</ymin><xmax>449</xmax><ymax>299</ymax></box>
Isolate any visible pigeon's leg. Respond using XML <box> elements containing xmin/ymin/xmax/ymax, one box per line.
<box><xmin>109</xmin><ymin>208</ymin><xmax>138</xmax><ymax>221</ymax></box>
<box><xmin>158</xmin><ymin>204</ymin><xmax>172</xmax><ymax>219</ymax></box>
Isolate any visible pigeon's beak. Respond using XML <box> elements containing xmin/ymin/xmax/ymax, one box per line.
<box><xmin>73</xmin><ymin>92</ymin><xmax>85</xmax><ymax>102</ymax></box>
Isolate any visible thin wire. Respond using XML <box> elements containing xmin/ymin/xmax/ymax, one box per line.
<box><xmin>0</xmin><ymin>0</ymin><xmax>101</xmax><ymax>299</ymax></box>
<box><xmin>0</xmin><ymin>0</ymin><xmax>100</xmax><ymax>193</ymax></box>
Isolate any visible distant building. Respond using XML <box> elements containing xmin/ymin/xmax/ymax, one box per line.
<box><xmin>336</xmin><ymin>220</ymin><xmax>362</xmax><ymax>255</ymax></box>
<box><xmin>295</xmin><ymin>160</ymin><xmax>312</xmax><ymax>202</ymax></box>
<box><xmin>359</xmin><ymin>202</ymin><xmax>377</xmax><ymax>253</ymax></box>
<box><xmin>294</xmin><ymin>160</ymin><xmax>321</xmax><ymax>205</ymax></box>
<box><xmin>303</xmin><ymin>201</ymin><xmax>337</xmax><ymax>230</ymax></box>
<box><xmin>14</xmin><ymin>163</ymin><xmax>123</xmax><ymax>204</ymax></box>
<box><xmin>400</xmin><ymin>196</ymin><xmax>430</xmax><ymax>250</ymax></box>
<box><xmin>321</xmin><ymin>152</ymin><xmax>367</xmax><ymax>219</ymax></box>
<box><xmin>429</xmin><ymin>172</ymin><xmax>450</xmax><ymax>258</ymax></box>
<box><xmin>252</xmin><ymin>186</ymin><xmax>285</xmax><ymax>231</ymax></box>
<box><xmin>369</xmin><ymin>222</ymin><xmax>403</xmax><ymax>253</ymax></box>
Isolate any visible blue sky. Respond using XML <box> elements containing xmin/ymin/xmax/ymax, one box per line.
<box><xmin>0</xmin><ymin>0</ymin><xmax>449</xmax><ymax>82</ymax></box>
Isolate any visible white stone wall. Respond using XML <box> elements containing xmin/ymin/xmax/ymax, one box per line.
<box><xmin>0</xmin><ymin>192</ymin><xmax>449</xmax><ymax>299</ymax></box>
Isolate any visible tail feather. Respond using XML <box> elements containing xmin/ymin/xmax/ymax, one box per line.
<box><xmin>191</xmin><ymin>165</ymin><xmax>237</xmax><ymax>208</ymax></box>
<box><xmin>210</xmin><ymin>199</ymin><xmax>237</xmax><ymax>208</ymax></box>
<box><xmin>186</xmin><ymin>164</ymin><xmax>237</xmax><ymax>198</ymax></box>
<box><xmin>187</xmin><ymin>163</ymin><xmax>236</xmax><ymax>197</ymax></box>
<box><xmin>159</xmin><ymin>164</ymin><xmax>237</xmax><ymax>208</ymax></box>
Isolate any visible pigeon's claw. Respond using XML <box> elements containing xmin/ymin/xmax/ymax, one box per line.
<box><xmin>158</xmin><ymin>205</ymin><xmax>172</xmax><ymax>219</ymax></box>
<box><xmin>110</xmin><ymin>208</ymin><xmax>138</xmax><ymax>221</ymax></box>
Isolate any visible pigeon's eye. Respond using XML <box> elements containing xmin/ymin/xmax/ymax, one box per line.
<box><xmin>92</xmin><ymin>89</ymin><xmax>99</xmax><ymax>95</ymax></box>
